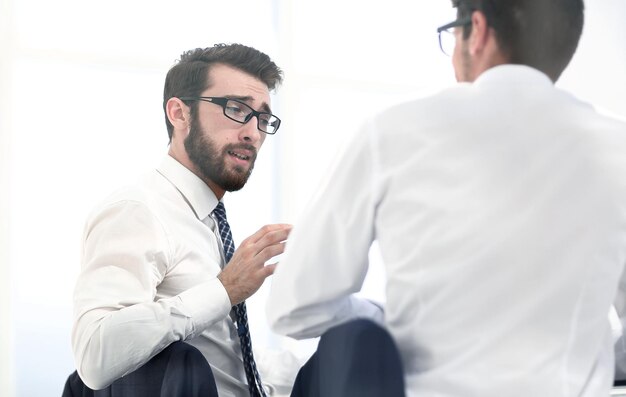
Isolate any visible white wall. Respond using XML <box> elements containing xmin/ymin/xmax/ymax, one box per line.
<box><xmin>559</xmin><ymin>0</ymin><xmax>626</xmax><ymax>118</ymax></box>
<box><xmin>0</xmin><ymin>0</ymin><xmax>14</xmax><ymax>395</ymax></box>
<box><xmin>1</xmin><ymin>1</ymin><xmax>625</xmax><ymax>396</ymax></box>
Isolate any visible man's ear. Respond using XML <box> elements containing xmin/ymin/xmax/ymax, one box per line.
<box><xmin>166</xmin><ymin>97</ymin><xmax>191</xmax><ymax>137</ymax></box>
<box><xmin>468</xmin><ymin>10</ymin><xmax>490</xmax><ymax>56</ymax></box>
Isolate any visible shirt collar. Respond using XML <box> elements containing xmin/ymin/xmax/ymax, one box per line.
<box><xmin>474</xmin><ymin>64</ymin><xmax>553</xmax><ymax>88</ymax></box>
<box><xmin>157</xmin><ymin>155</ymin><xmax>219</xmax><ymax>220</ymax></box>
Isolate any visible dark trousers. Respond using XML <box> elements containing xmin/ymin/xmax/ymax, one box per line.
<box><xmin>62</xmin><ymin>342</ymin><xmax>218</xmax><ymax>397</ymax></box>
<box><xmin>290</xmin><ymin>319</ymin><xmax>405</xmax><ymax>397</ymax></box>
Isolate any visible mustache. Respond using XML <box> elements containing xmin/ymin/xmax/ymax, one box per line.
<box><xmin>224</xmin><ymin>143</ymin><xmax>257</xmax><ymax>158</ymax></box>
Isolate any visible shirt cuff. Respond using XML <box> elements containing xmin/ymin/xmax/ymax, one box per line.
<box><xmin>352</xmin><ymin>296</ymin><xmax>385</xmax><ymax>325</ymax></box>
<box><xmin>177</xmin><ymin>278</ymin><xmax>232</xmax><ymax>337</ymax></box>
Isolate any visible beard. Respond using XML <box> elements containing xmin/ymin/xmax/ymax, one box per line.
<box><xmin>184</xmin><ymin>113</ymin><xmax>257</xmax><ymax>192</ymax></box>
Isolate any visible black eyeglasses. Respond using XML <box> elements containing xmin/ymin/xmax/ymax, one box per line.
<box><xmin>179</xmin><ymin>96</ymin><xmax>281</xmax><ymax>135</ymax></box>
<box><xmin>436</xmin><ymin>16</ymin><xmax>472</xmax><ymax>56</ymax></box>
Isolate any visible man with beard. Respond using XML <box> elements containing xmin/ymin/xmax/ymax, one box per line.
<box><xmin>267</xmin><ymin>1</ymin><xmax>626</xmax><ymax>396</ymax></box>
<box><xmin>68</xmin><ymin>44</ymin><xmax>298</xmax><ymax>397</ymax></box>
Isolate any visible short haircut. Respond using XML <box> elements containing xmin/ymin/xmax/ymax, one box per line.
<box><xmin>163</xmin><ymin>43</ymin><xmax>283</xmax><ymax>141</ymax></box>
<box><xmin>453</xmin><ymin>0</ymin><xmax>584</xmax><ymax>81</ymax></box>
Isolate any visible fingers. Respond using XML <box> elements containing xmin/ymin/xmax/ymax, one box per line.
<box><xmin>262</xmin><ymin>263</ymin><xmax>277</xmax><ymax>277</ymax></box>
<box><xmin>219</xmin><ymin>224</ymin><xmax>291</xmax><ymax>305</ymax></box>
<box><xmin>256</xmin><ymin>241</ymin><xmax>286</xmax><ymax>263</ymax></box>
<box><xmin>244</xmin><ymin>224</ymin><xmax>292</xmax><ymax>245</ymax></box>
<box><xmin>239</xmin><ymin>224</ymin><xmax>291</xmax><ymax>262</ymax></box>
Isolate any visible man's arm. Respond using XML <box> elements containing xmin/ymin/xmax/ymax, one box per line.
<box><xmin>72</xmin><ymin>200</ymin><xmax>231</xmax><ymax>390</ymax></box>
<box><xmin>267</xmin><ymin>121</ymin><xmax>384</xmax><ymax>339</ymax></box>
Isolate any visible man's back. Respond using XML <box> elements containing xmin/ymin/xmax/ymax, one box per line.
<box><xmin>268</xmin><ymin>65</ymin><xmax>626</xmax><ymax>396</ymax></box>
<box><xmin>376</xmin><ymin>65</ymin><xmax>626</xmax><ymax>395</ymax></box>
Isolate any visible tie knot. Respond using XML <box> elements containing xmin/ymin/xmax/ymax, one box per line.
<box><xmin>213</xmin><ymin>201</ymin><xmax>227</xmax><ymax>222</ymax></box>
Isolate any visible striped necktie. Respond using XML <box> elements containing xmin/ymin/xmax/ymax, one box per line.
<box><xmin>212</xmin><ymin>202</ymin><xmax>266</xmax><ymax>397</ymax></box>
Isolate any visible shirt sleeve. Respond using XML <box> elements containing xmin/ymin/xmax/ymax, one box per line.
<box><xmin>266</xmin><ymin>121</ymin><xmax>385</xmax><ymax>339</ymax></box>
<box><xmin>72</xmin><ymin>199</ymin><xmax>231</xmax><ymax>390</ymax></box>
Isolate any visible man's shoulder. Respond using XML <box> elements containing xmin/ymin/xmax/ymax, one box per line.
<box><xmin>100</xmin><ymin>170</ymin><xmax>160</xmax><ymax>202</ymax></box>
<box><xmin>591</xmin><ymin>107</ymin><xmax>626</xmax><ymax>130</ymax></box>
<box><xmin>372</xmin><ymin>84</ymin><xmax>472</xmax><ymax>129</ymax></box>
<box><xmin>86</xmin><ymin>170</ymin><xmax>171</xmax><ymax>219</ymax></box>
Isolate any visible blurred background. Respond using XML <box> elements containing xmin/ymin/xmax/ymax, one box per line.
<box><xmin>0</xmin><ymin>0</ymin><xmax>624</xmax><ymax>395</ymax></box>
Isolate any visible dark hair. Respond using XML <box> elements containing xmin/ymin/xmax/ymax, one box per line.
<box><xmin>453</xmin><ymin>0</ymin><xmax>584</xmax><ymax>81</ymax></box>
<box><xmin>163</xmin><ymin>43</ymin><xmax>283</xmax><ymax>141</ymax></box>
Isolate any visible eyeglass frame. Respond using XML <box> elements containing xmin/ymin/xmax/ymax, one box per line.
<box><xmin>179</xmin><ymin>96</ymin><xmax>281</xmax><ymax>135</ymax></box>
<box><xmin>436</xmin><ymin>16</ymin><xmax>472</xmax><ymax>56</ymax></box>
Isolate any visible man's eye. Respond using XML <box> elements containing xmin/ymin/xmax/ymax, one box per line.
<box><xmin>226</xmin><ymin>105</ymin><xmax>245</xmax><ymax>115</ymax></box>
<box><xmin>259</xmin><ymin>115</ymin><xmax>271</xmax><ymax>127</ymax></box>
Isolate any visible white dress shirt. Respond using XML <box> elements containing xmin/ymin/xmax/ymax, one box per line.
<box><xmin>73</xmin><ymin>155</ymin><xmax>298</xmax><ymax>396</ymax></box>
<box><xmin>267</xmin><ymin>65</ymin><xmax>626</xmax><ymax>397</ymax></box>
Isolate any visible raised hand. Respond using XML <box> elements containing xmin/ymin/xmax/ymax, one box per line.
<box><xmin>218</xmin><ymin>224</ymin><xmax>292</xmax><ymax>305</ymax></box>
